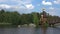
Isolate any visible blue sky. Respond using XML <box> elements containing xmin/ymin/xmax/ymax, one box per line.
<box><xmin>0</xmin><ymin>0</ymin><xmax>60</xmax><ymax>16</ymax></box>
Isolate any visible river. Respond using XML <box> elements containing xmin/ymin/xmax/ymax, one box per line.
<box><xmin>0</xmin><ymin>27</ymin><xmax>60</xmax><ymax>34</ymax></box>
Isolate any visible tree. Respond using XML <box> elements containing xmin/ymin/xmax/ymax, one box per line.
<box><xmin>32</xmin><ymin>12</ymin><xmax>39</xmax><ymax>27</ymax></box>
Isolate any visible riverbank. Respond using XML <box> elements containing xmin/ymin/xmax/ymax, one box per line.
<box><xmin>0</xmin><ymin>23</ymin><xmax>36</xmax><ymax>28</ymax></box>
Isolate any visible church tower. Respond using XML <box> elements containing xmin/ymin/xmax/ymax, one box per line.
<box><xmin>40</xmin><ymin>8</ymin><xmax>47</xmax><ymax>25</ymax></box>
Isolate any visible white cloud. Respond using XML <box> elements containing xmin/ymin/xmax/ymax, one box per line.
<box><xmin>0</xmin><ymin>0</ymin><xmax>34</xmax><ymax>10</ymax></box>
<box><xmin>0</xmin><ymin>0</ymin><xmax>34</xmax><ymax>13</ymax></box>
<box><xmin>12</xmin><ymin>0</ymin><xmax>33</xmax><ymax>5</ymax></box>
<box><xmin>42</xmin><ymin>1</ymin><xmax>52</xmax><ymax>5</ymax></box>
<box><xmin>0</xmin><ymin>0</ymin><xmax>7</xmax><ymax>2</ymax></box>
<box><xmin>53</xmin><ymin>0</ymin><xmax>60</xmax><ymax>4</ymax></box>
<box><xmin>49</xmin><ymin>7</ymin><xmax>54</xmax><ymax>10</ymax></box>
<box><xmin>0</xmin><ymin>4</ymin><xmax>12</xmax><ymax>9</ymax></box>
<box><xmin>54</xmin><ymin>1</ymin><xmax>58</xmax><ymax>4</ymax></box>
<box><xmin>25</xmin><ymin>4</ymin><xmax>34</xmax><ymax>9</ymax></box>
<box><xmin>0</xmin><ymin>4</ymin><xmax>34</xmax><ymax>10</ymax></box>
<box><xmin>47</xmin><ymin>7</ymin><xmax>60</xmax><ymax>16</ymax></box>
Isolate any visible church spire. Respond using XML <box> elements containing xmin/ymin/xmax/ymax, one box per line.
<box><xmin>42</xmin><ymin>8</ymin><xmax>47</xmax><ymax>18</ymax></box>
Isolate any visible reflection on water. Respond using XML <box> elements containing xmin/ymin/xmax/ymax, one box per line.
<box><xmin>0</xmin><ymin>27</ymin><xmax>60</xmax><ymax>34</ymax></box>
<box><xmin>41</xmin><ymin>27</ymin><xmax>47</xmax><ymax>34</ymax></box>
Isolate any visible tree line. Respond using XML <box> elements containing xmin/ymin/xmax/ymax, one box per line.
<box><xmin>0</xmin><ymin>9</ymin><xmax>60</xmax><ymax>26</ymax></box>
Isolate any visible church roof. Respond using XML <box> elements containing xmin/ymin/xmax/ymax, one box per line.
<box><xmin>42</xmin><ymin>11</ymin><xmax>47</xmax><ymax>18</ymax></box>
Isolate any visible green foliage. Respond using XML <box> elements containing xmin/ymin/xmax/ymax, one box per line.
<box><xmin>0</xmin><ymin>9</ymin><xmax>60</xmax><ymax>27</ymax></box>
<box><xmin>20</xmin><ymin>14</ymin><xmax>33</xmax><ymax>25</ymax></box>
<box><xmin>32</xmin><ymin>12</ymin><xmax>39</xmax><ymax>27</ymax></box>
<box><xmin>0</xmin><ymin>9</ymin><xmax>21</xmax><ymax>26</ymax></box>
<box><xmin>44</xmin><ymin>22</ymin><xmax>49</xmax><ymax>27</ymax></box>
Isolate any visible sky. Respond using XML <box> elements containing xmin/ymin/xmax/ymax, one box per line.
<box><xmin>0</xmin><ymin>0</ymin><xmax>60</xmax><ymax>16</ymax></box>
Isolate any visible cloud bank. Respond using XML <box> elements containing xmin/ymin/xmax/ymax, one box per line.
<box><xmin>53</xmin><ymin>0</ymin><xmax>60</xmax><ymax>4</ymax></box>
<box><xmin>0</xmin><ymin>0</ymin><xmax>34</xmax><ymax>13</ymax></box>
<box><xmin>42</xmin><ymin>1</ymin><xmax>52</xmax><ymax>5</ymax></box>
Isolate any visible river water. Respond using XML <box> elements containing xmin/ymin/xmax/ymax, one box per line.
<box><xmin>0</xmin><ymin>27</ymin><xmax>60</xmax><ymax>34</ymax></box>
